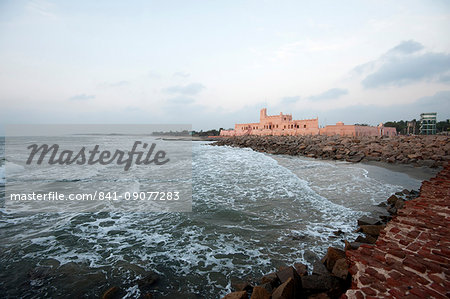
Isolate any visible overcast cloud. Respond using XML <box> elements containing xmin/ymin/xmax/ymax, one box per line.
<box><xmin>163</xmin><ymin>83</ymin><xmax>205</xmax><ymax>96</ymax></box>
<box><xmin>0</xmin><ymin>1</ymin><xmax>449</xmax><ymax>132</ymax></box>
<box><xmin>361</xmin><ymin>42</ymin><xmax>450</xmax><ymax>88</ymax></box>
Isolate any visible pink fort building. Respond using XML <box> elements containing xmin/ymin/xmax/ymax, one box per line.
<box><xmin>220</xmin><ymin>108</ymin><xmax>396</xmax><ymax>137</ymax></box>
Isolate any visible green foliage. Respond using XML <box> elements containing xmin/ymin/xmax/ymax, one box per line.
<box><xmin>384</xmin><ymin>119</ymin><xmax>449</xmax><ymax>134</ymax></box>
<box><xmin>436</xmin><ymin>120</ymin><xmax>450</xmax><ymax>132</ymax></box>
<box><xmin>191</xmin><ymin>129</ymin><xmax>222</xmax><ymax>136</ymax></box>
<box><xmin>384</xmin><ymin>120</ymin><xmax>408</xmax><ymax>134</ymax></box>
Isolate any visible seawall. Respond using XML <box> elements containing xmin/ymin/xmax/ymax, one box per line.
<box><xmin>344</xmin><ymin>164</ymin><xmax>450</xmax><ymax>298</ymax></box>
<box><xmin>212</xmin><ymin>135</ymin><xmax>449</xmax><ymax>168</ymax></box>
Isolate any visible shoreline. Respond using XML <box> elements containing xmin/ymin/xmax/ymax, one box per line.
<box><xmin>222</xmin><ymin>164</ymin><xmax>449</xmax><ymax>299</ymax></box>
<box><xmin>217</xmin><ymin>136</ymin><xmax>449</xmax><ymax>298</ymax></box>
<box><xmin>360</xmin><ymin>160</ymin><xmax>441</xmax><ymax>181</ymax></box>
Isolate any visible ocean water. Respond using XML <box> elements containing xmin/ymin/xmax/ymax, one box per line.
<box><xmin>0</xmin><ymin>137</ymin><xmax>423</xmax><ymax>298</ymax></box>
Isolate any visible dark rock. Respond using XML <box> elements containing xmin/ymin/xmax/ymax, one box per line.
<box><xmin>102</xmin><ymin>286</ymin><xmax>120</xmax><ymax>299</ymax></box>
<box><xmin>260</xmin><ymin>272</ymin><xmax>280</xmax><ymax>288</ymax></box>
<box><xmin>387</xmin><ymin>156</ymin><xmax>396</xmax><ymax>163</ymax></box>
<box><xmin>250</xmin><ymin>286</ymin><xmax>271</xmax><ymax>299</ymax></box>
<box><xmin>377</xmin><ymin>201</ymin><xmax>387</xmax><ymax>207</ymax></box>
<box><xmin>271</xmin><ymin>277</ymin><xmax>294</xmax><ymax>299</ymax></box>
<box><xmin>388</xmin><ymin>206</ymin><xmax>397</xmax><ymax>215</ymax></box>
<box><xmin>355</xmin><ymin>234</ymin><xmax>377</xmax><ymax>244</ymax></box>
<box><xmin>346</xmin><ymin>154</ymin><xmax>364</xmax><ymax>163</ymax></box>
<box><xmin>357</xmin><ymin>216</ymin><xmax>381</xmax><ymax>226</ymax></box>
<box><xmin>291</xmin><ymin>234</ymin><xmax>306</xmax><ymax>240</ymax></box>
<box><xmin>276</xmin><ymin>266</ymin><xmax>298</xmax><ymax>283</ymax></box>
<box><xmin>331</xmin><ymin>258</ymin><xmax>349</xmax><ymax>279</ymax></box>
<box><xmin>358</xmin><ymin>225</ymin><xmax>386</xmax><ymax>237</ymax></box>
<box><xmin>222</xmin><ymin>291</ymin><xmax>248</xmax><ymax>299</ymax></box>
<box><xmin>308</xmin><ymin>293</ymin><xmax>330</xmax><ymax>299</ymax></box>
<box><xmin>294</xmin><ymin>262</ymin><xmax>308</xmax><ymax>277</ymax></box>
<box><xmin>137</xmin><ymin>272</ymin><xmax>159</xmax><ymax>291</ymax></box>
<box><xmin>344</xmin><ymin>240</ymin><xmax>362</xmax><ymax>250</ymax></box>
<box><xmin>395</xmin><ymin>198</ymin><xmax>405</xmax><ymax>209</ymax></box>
<box><xmin>410</xmin><ymin>189</ymin><xmax>420</xmax><ymax>196</ymax></box>
<box><xmin>333</xmin><ymin>229</ymin><xmax>344</xmax><ymax>236</ymax></box>
<box><xmin>322</xmin><ymin>247</ymin><xmax>346</xmax><ymax>272</ymax></box>
<box><xmin>232</xmin><ymin>281</ymin><xmax>252</xmax><ymax>292</ymax></box>
<box><xmin>387</xmin><ymin>194</ymin><xmax>399</xmax><ymax>205</ymax></box>
<box><xmin>301</xmin><ymin>274</ymin><xmax>336</xmax><ymax>292</ymax></box>
<box><xmin>371</xmin><ymin>206</ymin><xmax>392</xmax><ymax>220</ymax></box>
<box><xmin>258</xmin><ymin>282</ymin><xmax>273</xmax><ymax>294</ymax></box>
<box><xmin>312</xmin><ymin>260</ymin><xmax>329</xmax><ymax>276</ymax></box>
<box><xmin>276</xmin><ymin>266</ymin><xmax>302</xmax><ymax>297</ymax></box>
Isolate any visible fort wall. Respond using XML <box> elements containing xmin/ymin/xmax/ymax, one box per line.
<box><xmin>220</xmin><ymin>108</ymin><xmax>396</xmax><ymax>137</ymax></box>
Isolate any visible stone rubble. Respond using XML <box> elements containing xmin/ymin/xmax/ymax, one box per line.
<box><xmin>212</xmin><ymin>135</ymin><xmax>450</xmax><ymax>168</ymax></box>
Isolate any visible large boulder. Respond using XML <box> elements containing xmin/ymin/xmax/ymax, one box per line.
<box><xmin>231</xmin><ymin>281</ymin><xmax>252</xmax><ymax>292</ymax></box>
<box><xmin>276</xmin><ymin>266</ymin><xmax>302</xmax><ymax>297</ymax></box>
<box><xmin>357</xmin><ymin>216</ymin><xmax>381</xmax><ymax>226</ymax></box>
<box><xmin>358</xmin><ymin>225</ymin><xmax>386</xmax><ymax>237</ymax></box>
<box><xmin>272</xmin><ymin>277</ymin><xmax>294</xmax><ymax>299</ymax></box>
<box><xmin>395</xmin><ymin>198</ymin><xmax>405</xmax><ymax>209</ymax></box>
<box><xmin>387</xmin><ymin>194</ymin><xmax>399</xmax><ymax>205</ymax></box>
<box><xmin>322</xmin><ymin>247</ymin><xmax>346</xmax><ymax>272</ymax></box>
<box><xmin>250</xmin><ymin>286</ymin><xmax>271</xmax><ymax>299</ymax></box>
<box><xmin>293</xmin><ymin>262</ymin><xmax>308</xmax><ymax>277</ymax></box>
<box><xmin>312</xmin><ymin>261</ymin><xmax>329</xmax><ymax>276</ymax></box>
<box><xmin>355</xmin><ymin>234</ymin><xmax>377</xmax><ymax>244</ymax></box>
<box><xmin>331</xmin><ymin>258</ymin><xmax>349</xmax><ymax>279</ymax></box>
<box><xmin>301</xmin><ymin>274</ymin><xmax>338</xmax><ymax>293</ymax></box>
<box><xmin>101</xmin><ymin>286</ymin><xmax>120</xmax><ymax>299</ymax></box>
<box><xmin>344</xmin><ymin>240</ymin><xmax>363</xmax><ymax>251</ymax></box>
<box><xmin>260</xmin><ymin>272</ymin><xmax>280</xmax><ymax>288</ymax></box>
<box><xmin>257</xmin><ymin>282</ymin><xmax>273</xmax><ymax>294</ymax></box>
<box><xmin>137</xmin><ymin>271</ymin><xmax>159</xmax><ymax>292</ymax></box>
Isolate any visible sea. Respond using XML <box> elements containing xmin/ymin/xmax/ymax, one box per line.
<box><xmin>0</xmin><ymin>136</ymin><xmax>426</xmax><ymax>298</ymax></box>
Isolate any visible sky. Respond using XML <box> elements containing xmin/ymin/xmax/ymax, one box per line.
<box><xmin>0</xmin><ymin>0</ymin><xmax>449</xmax><ymax>132</ymax></box>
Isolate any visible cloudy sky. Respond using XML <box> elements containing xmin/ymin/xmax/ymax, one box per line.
<box><xmin>0</xmin><ymin>0</ymin><xmax>449</xmax><ymax>132</ymax></box>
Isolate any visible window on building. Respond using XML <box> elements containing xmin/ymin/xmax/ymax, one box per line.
<box><xmin>304</xmin><ymin>125</ymin><xmax>306</xmax><ymax>128</ymax></box>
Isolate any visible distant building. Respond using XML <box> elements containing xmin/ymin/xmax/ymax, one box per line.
<box><xmin>220</xmin><ymin>108</ymin><xmax>397</xmax><ymax>137</ymax></box>
<box><xmin>407</xmin><ymin>120</ymin><xmax>416</xmax><ymax>135</ymax></box>
<box><xmin>419</xmin><ymin>112</ymin><xmax>437</xmax><ymax>135</ymax></box>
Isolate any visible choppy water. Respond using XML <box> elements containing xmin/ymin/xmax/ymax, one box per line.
<box><xmin>0</xmin><ymin>137</ymin><xmax>424</xmax><ymax>298</ymax></box>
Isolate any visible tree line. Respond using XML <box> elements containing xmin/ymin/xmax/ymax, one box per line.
<box><xmin>384</xmin><ymin>119</ymin><xmax>450</xmax><ymax>134</ymax></box>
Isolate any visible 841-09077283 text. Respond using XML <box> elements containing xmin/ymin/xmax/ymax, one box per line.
<box><xmin>9</xmin><ymin>191</ymin><xmax>180</xmax><ymax>201</ymax></box>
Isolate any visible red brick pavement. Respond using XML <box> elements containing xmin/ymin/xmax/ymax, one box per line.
<box><xmin>344</xmin><ymin>164</ymin><xmax>450</xmax><ymax>298</ymax></box>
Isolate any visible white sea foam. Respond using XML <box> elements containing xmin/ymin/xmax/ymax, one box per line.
<box><xmin>0</xmin><ymin>140</ymin><xmax>423</xmax><ymax>298</ymax></box>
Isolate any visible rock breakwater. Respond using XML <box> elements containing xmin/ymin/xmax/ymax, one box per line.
<box><xmin>212</xmin><ymin>135</ymin><xmax>450</xmax><ymax>167</ymax></box>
